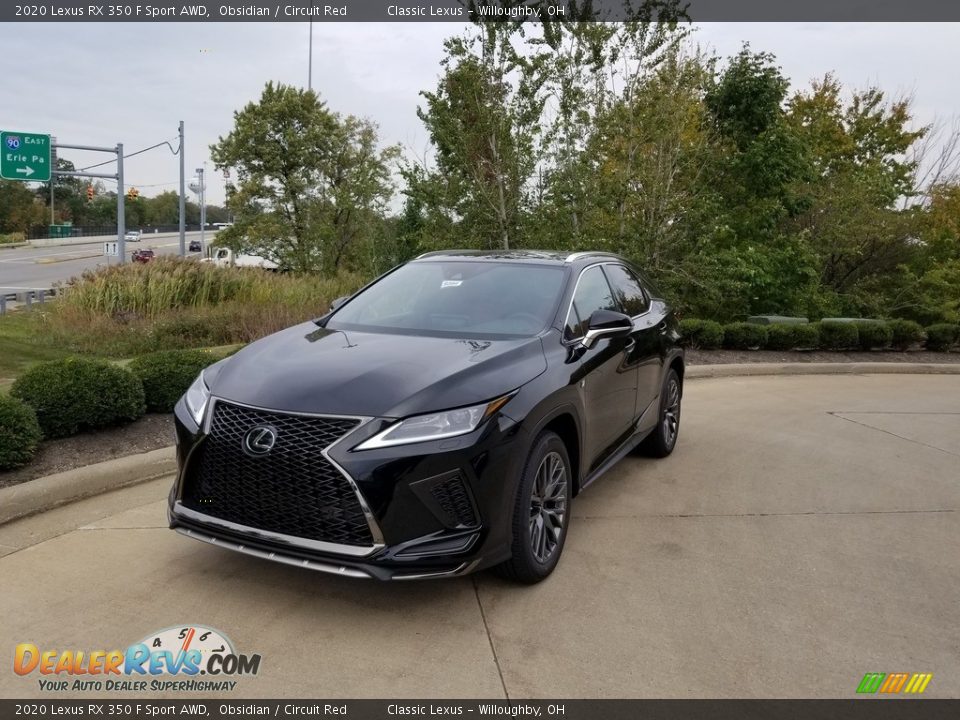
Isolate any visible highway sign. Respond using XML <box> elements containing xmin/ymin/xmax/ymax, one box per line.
<box><xmin>104</xmin><ymin>242</ymin><xmax>119</xmax><ymax>257</ymax></box>
<box><xmin>1</xmin><ymin>131</ymin><xmax>51</xmax><ymax>182</ymax></box>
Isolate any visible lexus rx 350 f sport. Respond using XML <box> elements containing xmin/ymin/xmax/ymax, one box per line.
<box><xmin>168</xmin><ymin>251</ymin><xmax>684</xmax><ymax>583</ymax></box>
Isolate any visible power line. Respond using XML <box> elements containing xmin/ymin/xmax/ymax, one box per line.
<box><xmin>77</xmin><ymin>137</ymin><xmax>181</xmax><ymax>172</ymax></box>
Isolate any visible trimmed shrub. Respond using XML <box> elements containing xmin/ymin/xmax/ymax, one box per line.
<box><xmin>925</xmin><ymin>323</ymin><xmax>959</xmax><ymax>352</ymax></box>
<box><xmin>766</xmin><ymin>323</ymin><xmax>820</xmax><ymax>351</ymax></box>
<box><xmin>679</xmin><ymin>319</ymin><xmax>724</xmax><ymax>350</ymax></box>
<box><xmin>854</xmin><ymin>321</ymin><xmax>892</xmax><ymax>350</ymax></box>
<box><xmin>0</xmin><ymin>394</ymin><xmax>43</xmax><ymax>471</ymax></box>
<box><xmin>722</xmin><ymin>322</ymin><xmax>768</xmax><ymax>350</ymax></box>
<box><xmin>11</xmin><ymin>358</ymin><xmax>146</xmax><ymax>438</ymax></box>
<box><xmin>818</xmin><ymin>321</ymin><xmax>859</xmax><ymax>351</ymax></box>
<box><xmin>128</xmin><ymin>349</ymin><xmax>220</xmax><ymax>413</ymax></box>
<box><xmin>887</xmin><ymin>320</ymin><xmax>925</xmax><ymax>351</ymax></box>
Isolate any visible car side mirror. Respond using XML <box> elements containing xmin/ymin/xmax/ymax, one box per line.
<box><xmin>581</xmin><ymin>309</ymin><xmax>633</xmax><ymax>349</ymax></box>
<box><xmin>329</xmin><ymin>295</ymin><xmax>350</xmax><ymax>312</ymax></box>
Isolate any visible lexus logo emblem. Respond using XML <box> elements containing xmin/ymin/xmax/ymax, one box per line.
<box><xmin>243</xmin><ymin>425</ymin><xmax>277</xmax><ymax>456</ymax></box>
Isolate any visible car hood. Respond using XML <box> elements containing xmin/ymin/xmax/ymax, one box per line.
<box><xmin>209</xmin><ymin>322</ymin><xmax>547</xmax><ymax>418</ymax></box>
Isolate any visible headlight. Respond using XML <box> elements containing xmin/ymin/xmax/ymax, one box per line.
<box><xmin>184</xmin><ymin>371</ymin><xmax>210</xmax><ymax>426</ymax></box>
<box><xmin>355</xmin><ymin>394</ymin><xmax>513</xmax><ymax>450</ymax></box>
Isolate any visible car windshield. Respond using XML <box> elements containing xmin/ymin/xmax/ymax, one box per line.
<box><xmin>326</xmin><ymin>260</ymin><xmax>567</xmax><ymax>339</ymax></box>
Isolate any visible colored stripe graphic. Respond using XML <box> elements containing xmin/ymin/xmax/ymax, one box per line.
<box><xmin>880</xmin><ymin>672</ymin><xmax>910</xmax><ymax>693</ymax></box>
<box><xmin>857</xmin><ymin>673</ymin><xmax>886</xmax><ymax>694</ymax></box>
<box><xmin>904</xmin><ymin>673</ymin><xmax>933</xmax><ymax>694</ymax></box>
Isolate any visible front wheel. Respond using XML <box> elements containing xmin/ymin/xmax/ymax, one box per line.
<box><xmin>495</xmin><ymin>431</ymin><xmax>571</xmax><ymax>584</ymax></box>
<box><xmin>638</xmin><ymin>368</ymin><xmax>682</xmax><ymax>458</ymax></box>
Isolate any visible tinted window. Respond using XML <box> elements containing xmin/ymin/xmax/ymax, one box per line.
<box><xmin>604</xmin><ymin>264</ymin><xmax>649</xmax><ymax>316</ymax></box>
<box><xmin>565</xmin><ymin>265</ymin><xmax>618</xmax><ymax>340</ymax></box>
<box><xmin>327</xmin><ymin>261</ymin><xmax>566</xmax><ymax>339</ymax></box>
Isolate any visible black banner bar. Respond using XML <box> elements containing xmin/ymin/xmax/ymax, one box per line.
<box><xmin>2</xmin><ymin>700</ymin><xmax>959</xmax><ymax>720</ymax></box>
<box><xmin>4</xmin><ymin>0</ymin><xmax>960</xmax><ymax>23</ymax></box>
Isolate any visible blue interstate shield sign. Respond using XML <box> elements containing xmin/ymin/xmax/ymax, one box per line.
<box><xmin>5</xmin><ymin>136</ymin><xmax>20</xmax><ymax>150</ymax></box>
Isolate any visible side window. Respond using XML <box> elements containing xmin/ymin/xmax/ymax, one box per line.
<box><xmin>564</xmin><ymin>266</ymin><xmax>618</xmax><ymax>340</ymax></box>
<box><xmin>603</xmin><ymin>264</ymin><xmax>650</xmax><ymax>317</ymax></box>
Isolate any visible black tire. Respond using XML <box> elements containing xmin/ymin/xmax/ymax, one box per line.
<box><xmin>638</xmin><ymin>368</ymin><xmax>682</xmax><ymax>458</ymax></box>
<box><xmin>495</xmin><ymin>431</ymin><xmax>572</xmax><ymax>584</ymax></box>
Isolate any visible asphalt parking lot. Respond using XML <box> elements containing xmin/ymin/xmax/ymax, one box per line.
<box><xmin>1</xmin><ymin>374</ymin><xmax>957</xmax><ymax>699</ymax></box>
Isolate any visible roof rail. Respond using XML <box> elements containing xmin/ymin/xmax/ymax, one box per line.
<box><xmin>564</xmin><ymin>251</ymin><xmax>622</xmax><ymax>262</ymax></box>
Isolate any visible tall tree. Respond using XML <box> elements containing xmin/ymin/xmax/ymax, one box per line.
<box><xmin>211</xmin><ymin>82</ymin><xmax>397</xmax><ymax>273</ymax></box>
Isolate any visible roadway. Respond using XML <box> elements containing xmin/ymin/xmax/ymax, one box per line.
<box><xmin>0</xmin><ymin>231</ymin><xmax>214</xmax><ymax>292</ymax></box>
<box><xmin>1</xmin><ymin>374</ymin><xmax>957</xmax><ymax>698</ymax></box>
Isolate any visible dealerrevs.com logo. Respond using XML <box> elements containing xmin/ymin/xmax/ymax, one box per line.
<box><xmin>14</xmin><ymin>624</ymin><xmax>261</xmax><ymax>693</ymax></box>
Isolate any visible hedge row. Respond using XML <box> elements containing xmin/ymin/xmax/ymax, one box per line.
<box><xmin>1</xmin><ymin>349</ymin><xmax>221</xmax><ymax>471</ymax></box>
<box><xmin>679</xmin><ymin>319</ymin><xmax>956</xmax><ymax>352</ymax></box>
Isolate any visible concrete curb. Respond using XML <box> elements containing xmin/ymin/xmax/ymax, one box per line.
<box><xmin>2</xmin><ymin>361</ymin><xmax>957</xmax><ymax>525</ymax></box>
<box><xmin>686</xmin><ymin>361</ymin><xmax>960</xmax><ymax>379</ymax></box>
<box><xmin>0</xmin><ymin>446</ymin><xmax>176</xmax><ymax>526</ymax></box>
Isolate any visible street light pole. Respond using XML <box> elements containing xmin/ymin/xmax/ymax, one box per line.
<box><xmin>308</xmin><ymin>21</ymin><xmax>313</xmax><ymax>92</ymax></box>
<box><xmin>178</xmin><ymin>121</ymin><xmax>185</xmax><ymax>256</ymax></box>
<box><xmin>196</xmin><ymin>167</ymin><xmax>205</xmax><ymax>252</ymax></box>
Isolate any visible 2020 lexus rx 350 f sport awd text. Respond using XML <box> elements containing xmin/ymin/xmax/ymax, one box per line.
<box><xmin>168</xmin><ymin>251</ymin><xmax>684</xmax><ymax>583</ymax></box>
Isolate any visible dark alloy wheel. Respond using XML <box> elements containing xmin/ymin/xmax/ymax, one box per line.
<box><xmin>639</xmin><ymin>368</ymin><xmax>682</xmax><ymax>458</ymax></box>
<box><xmin>496</xmin><ymin>430</ymin><xmax>571</xmax><ymax>583</ymax></box>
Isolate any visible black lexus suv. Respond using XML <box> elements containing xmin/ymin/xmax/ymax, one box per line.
<box><xmin>168</xmin><ymin>251</ymin><xmax>683</xmax><ymax>583</ymax></box>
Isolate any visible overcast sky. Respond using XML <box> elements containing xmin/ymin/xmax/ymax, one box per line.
<box><xmin>1</xmin><ymin>22</ymin><xmax>957</xmax><ymax>205</ymax></box>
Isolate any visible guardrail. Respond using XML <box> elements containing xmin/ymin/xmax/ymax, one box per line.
<box><xmin>0</xmin><ymin>287</ymin><xmax>60</xmax><ymax>315</ymax></box>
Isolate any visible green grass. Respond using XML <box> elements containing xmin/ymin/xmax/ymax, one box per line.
<box><xmin>0</xmin><ymin>310</ymin><xmax>76</xmax><ymax>380</ymax></box>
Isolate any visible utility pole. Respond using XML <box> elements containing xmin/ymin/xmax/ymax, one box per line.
<box><xmin>117</xmin><ymin>143</ymin><xmax>125</xmax><ymax>263</ymax></box>
<box><xmin>308</xmin><ymin>21</ymin><xmax>313</xmax><ymax>92</ymax></box>
<box><xmin>178</xmin><ymin>121</ymin><xmax>185</xmax><ymax>256</ymax></box>
<box><xmin>50</xmin><ymin>136</ymin><xmax>56</xmax><ymax>226</ymax></box>
<box><xmin>196</xmin><ymin>166</ymin><xmax>205</xmax><ymax>252</ymax></box>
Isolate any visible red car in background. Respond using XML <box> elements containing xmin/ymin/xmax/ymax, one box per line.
<box><xmin>132</xmin><ymin>249</ymin><xmax>155</xmax><ymax>264</ymax></box>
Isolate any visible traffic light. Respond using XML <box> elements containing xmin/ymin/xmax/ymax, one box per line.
<box><xmin>86</xmin><ymin>185</ymin><xmax>94</xmax><ymax>201</ymax></box>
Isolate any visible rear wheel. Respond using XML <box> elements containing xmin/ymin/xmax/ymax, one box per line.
<box><xmin>639</xmin><ymin>368</ymin><xmax>681</xmax><ymax>458</ymax></box>
<box><xmin>496</xmin><ymin>431</ymin><xmax>571</xmax><ymax>584</ymax></box>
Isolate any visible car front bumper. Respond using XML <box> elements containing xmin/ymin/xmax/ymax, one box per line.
<box><xmin>167</xmin><ymin>396</ymin><xmax>528</xmax><ymax>580</ymax></box>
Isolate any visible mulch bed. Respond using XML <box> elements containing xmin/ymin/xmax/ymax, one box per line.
<box><xmin>0</xmin><ymin>414</ymin><xmax>174</xmax><ymax>489</ymax></box>
<box><xmin>685</xmin><ymin>349</ymin><xmax>960</xmax><ymax>365</ymax></box>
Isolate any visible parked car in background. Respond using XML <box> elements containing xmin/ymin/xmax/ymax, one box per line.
<box><xmin>132</xmin><ymin>249</ymin><xmax>155</xmax><ymax>264</ymax></box>
<box><xmin>124</xmin><ymin>230</ymin><xmax>142</xmax><ymax>243</ymax></box>
<box><xmin>201</xmin><ymin>246</ymin><xmax>278</xmax><ymax>270</ymax></box>
<box><xmin>169</xmin><ymin>250</ymin><xmax>684</xmax><ymax>583</ymax></box>
<box><xmin>188</xmin><ymin>239</ymin><xmax>202</xmax><ymax>253</ymax></box>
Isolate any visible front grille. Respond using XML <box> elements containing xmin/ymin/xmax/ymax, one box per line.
<box><xmin>181</xmin><ymin>401</ymin><xmax>374</xmax><ymax>547</ymax></box>
<box><xmin>430</xmin><ymin>475</ymin><xmax>478</xmax><ymax>528</ymax></box>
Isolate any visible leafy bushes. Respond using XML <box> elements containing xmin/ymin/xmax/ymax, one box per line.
<box><xmin>722</xmin><ymin>322</ymin><xmax>768</xmax><ymax>350</ymax></box>
<box><xmin>854</xmin><ymin>321</ymin><xmax>893</xmax><ymax>350</ymax></box>
<box><xmin>817</xmin><ymin>321</ymin><xmax>859</xmax><ymax>351</ymax></box>
<box><xmin>0</xmin><ymin>394</ymin><xmax>42</xmax><ymax>471</ymax></box>
<box><xmin>129</xmin><ymin>349</ymin><xmax>219</xmax><ymax>413</ymax></box>
<box><xmin>766</xmin><ymin>323</ymin><xmax>820</xmax><ymax>350</ymax></box>
<box><xmin>10</xmin><ymin>358</ymin><xmax>145</xmax><ymax>438</ymax></box>
<box><xmin>679</xmin><ymin>319</ymin><xmax>724</xmax><ymax>349</ymax></box>
<box><xmin>888</xmin><ymin>320</ymin><xmax>925</xmax><ymax>351</ymax></box>
<box><xmin>925</xmin><ymin>324</ymin><xmax>959</xmax><ymax>351</ymax></box>
<box><xmin>676</xmin><ymin>317</ymin><xmax>955</xmax><ymax>352</ymax></box>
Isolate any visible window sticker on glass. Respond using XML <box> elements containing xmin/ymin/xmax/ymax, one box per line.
<box><xmin>441</xmin><ymin>280</ymin><xmax>462</xmax><ymax>288</ymax></box>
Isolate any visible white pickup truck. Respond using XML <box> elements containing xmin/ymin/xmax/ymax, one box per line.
<box><xmin>203</xmin><ymin>247</ymin><xmax>279</xmax><ymax>271</ymax></box>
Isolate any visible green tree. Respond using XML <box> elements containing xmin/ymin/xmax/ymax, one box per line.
<box><xmin>0</xmin><ymin>179</ymin><xmax>46</xmax><ymax>234</ymax></box>
<box><xmin>211</xmin><ymin>82</ymin><xmax>397</xmax><ymax>273</ymax></box>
